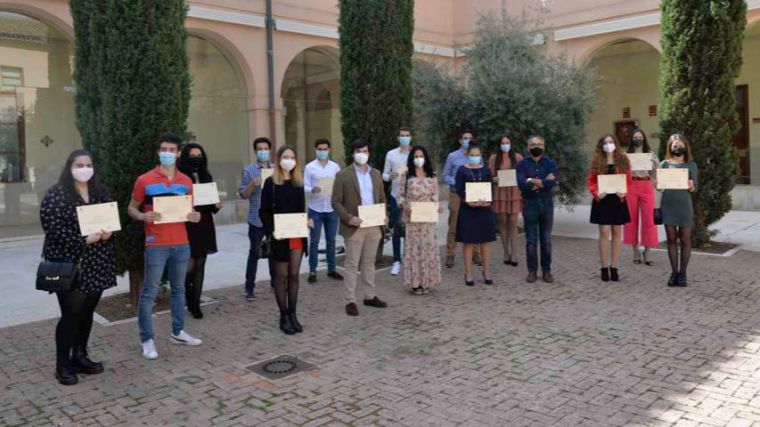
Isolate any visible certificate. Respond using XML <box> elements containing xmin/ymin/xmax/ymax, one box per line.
<box><xmin>627</xmin><ymin>153</ymin><xmax>653</xmax><ymax>171</ymax></box>
<box><xmin>656</xmin><ymin>168</ymin><xmax>689</xmax><ymax>190</ymax></box>
<box><xmin>410</xmin><ymin>202</ymin><xmax>438</xmax><ymax>223</ymax></box>
<box><xmin>318</xmin><ymin>177</ymin><xmax>335</xmax><ymax>195</ymax></box>
<box><xmin>497</xmin><ymin>169</ymin><xmax>517</xmax><ymax>187</ymax></box>
<box><xmin>192</xmin><ymin>182</ymin><xmax>220</xmax><ymax>206</ymax></box>
<box><xmin>153</xmin><ymin>195</ymin><xmax>193</xmax><ymax>224</ymax></box>
<box><xmin>261</xmin><ymin>168</ymin><xmax>274</xmax><ymax>183</ymax></box>
<box><xmin>358</xmin><ymin>203</ymin><xmax>386</xmax><ymax>228</ymax></box>
<box><xmin>465</xmin><ymin>182</ymin><xmax>492</xmax><ymax>202</ymax></box>
<box><xmin>77</xmin><ymin>202</ymin><xmax>121</xmax><ymax>236</ymax></box>
<box><xmin>597</xmin><ymin>174</ymin><xmax>627</xmax><ymax>194</ymax></box>
<box><xmin>274</xmin><ymin>213</ymin><xmax>309</xmax><ymax>239</ymax></box>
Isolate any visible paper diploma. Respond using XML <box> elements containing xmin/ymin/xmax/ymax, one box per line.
<box><xmin>656</xmin><ymin>168</ymin><xmax>689</xmax><ymax>190</ymax></box>
<box><xmin>192</xmin><ymin>182</ymin><xmax>220</xmax><ymax>206</ymax></box>
<box><xmin>358</xmin><ymin>203</ymin><xmax>386</xmax><ymax>228</ymax></box>
<box><xmin>597</xmin><ymin>174</ymin><xmax>627</xmax><ymax>194</ymax></box>
<box><xmin>465</xmin><ymin>182</ymin><xmax>492</xmax><ymax>202</ymax></box>
<box><xmin>153</xmin><ymin>195</ymin><xmax>193</xmax><ymax>224</ymax></box>
<box><xmin>261</xmin><ymin>168</ymin><xmax>274</xmax><ymax>183</ymax></box>
<box><xmin>497</xmin><ymin>169</ymin><xmax>517</xmax><ymax>187</ymax></box>
<box><xmin>274</xmin><ymin>213</ymin><xmax>309</xmax><ymax>239</ymax></box>
<box><xmin>410</xmin><ymin>202</ymin><xmax>438</xmax><ymax>223</ymax></box>
<box><xmin>318</xmin><ymin>177</ymin><xmax>335</xmax><ymax>195</ymax></box>
<box><xmin>77</xmin><ymin>202</ymin><xmax>121</xmax><ymax>236</ymax></box>
<box><xmin>627</xmin><ymin>153</ymin><xmax>653</xmax><ymax>171</ymax></box>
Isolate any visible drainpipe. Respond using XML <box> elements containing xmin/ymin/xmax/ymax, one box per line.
<box><xmin>266</xmin><ymin>0</ymin><xmax>277</xmax><ymax>145</ymax></box>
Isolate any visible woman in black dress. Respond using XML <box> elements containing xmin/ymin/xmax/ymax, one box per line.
<box><xmin>178</xmin><ymin>143</ymin><xmax>221</xmax><ymax>319</ymax></box>
<box><xmin>40</xmin><ymin>149</ymin><xmax>117</xmax><ymax>385</ymax></box>
<box><xmin>455</xmin><ymin>142</ymin><xmax>496</xmax><ymax>286</ymax></box>
<box><xmin>260</xmin><ymin>145</ymin><xmax>311</xmax><ymax>335</ymax></box>
<box><xmin>587</xmin><ymin>134</ymin><xmax>632</xmax><ymax>282</ymax></box>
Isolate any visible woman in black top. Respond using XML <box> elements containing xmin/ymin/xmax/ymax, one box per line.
<box><xmin>40</xmin><ymin>149</ymin><xmax>117</xmax><ymax>385</ymax></box>
<box><xmin>260</xmin><ymin>145</ymin><xmax>311</xmax><ymax>335</ymax></box>
<box><xmin>178</xmin><ymin>143</ymin><xmax>221</xmax><ymax>319</ymax></box>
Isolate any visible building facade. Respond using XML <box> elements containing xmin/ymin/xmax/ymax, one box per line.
<box><xmin>0</xmin><ymin>0</ymin><xmax>758</xmax><ymax>237</ymax></box>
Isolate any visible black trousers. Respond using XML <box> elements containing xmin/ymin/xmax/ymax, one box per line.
<box><xmin>55</xmin><ymin>289</ymin><xmax>102</xmax><ymax>367</ymax></box>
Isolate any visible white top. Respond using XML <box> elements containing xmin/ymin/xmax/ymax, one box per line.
<box><xmin>382</xmin><ymin>146</ymin><xmax>411</xmax><ymax>199</ymax></box>
<box><xmin>304</xmin><ymin>158</ymin><xmax>341</xmax><ymax>213</ymax></box>
<box><xmin>354</xmin><ymin>164</ymin><xmax>375</xmax><ymax>206</ymax></box>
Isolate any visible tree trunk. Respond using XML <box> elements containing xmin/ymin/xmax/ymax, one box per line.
<box><xmin>129</xmin><ymin>268</ymin><xmax>143</xmax><ymax>308</ymax></box>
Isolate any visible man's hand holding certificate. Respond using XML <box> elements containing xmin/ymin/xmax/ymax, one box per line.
<box><xmin>153</xmin><ymin>195</ymin><xmax>193</xmax><ymax>224</ymax></box>
<box><xmin>261</xmin><ymin>168</ymin><xmax>274</xmax><ymax>183</ymax></box>
<box><xmin>410</xmin><ymin>202</ymin><xmax>438</xmax><ymax>223</ymax></box>
<box><xmin>358</xmin><ymin>203</ymin><xmax>386</xmax><ymax>228</ymax></box>
<box><xmin>274</xmin><ymin>213</ymin><xmax>309</xmax><ymax>239</ymax></box>
<box><xmin>465</xmin><ymin>182</ymin><xmax>492</xmax><ymax>203</ymax></box>
<box><xmin>656</xmin><ymin>168</ymin><xmax>689</xmax><ymax>190</ymax></box>
<box><xmin>193</xmin><ymin>182</ymin><xmax>220</xmax><ymax>206</ymax></box>
<box><xmin>77</xmin><ymin>202</ymin><xmax>121</xmax><ymax>236</ymax></box>
<box><xmin>318</xmin><ymin>177</ymin><xmax>335</xmax><ymax>195</ymax></box>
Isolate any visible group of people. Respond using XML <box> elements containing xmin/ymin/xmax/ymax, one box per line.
<box><xmin>40</xmin><ymin>126</ymin><xmax>698</xmax><ymax>386</ymax></box>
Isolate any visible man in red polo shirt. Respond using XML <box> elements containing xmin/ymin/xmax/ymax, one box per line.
<box><xmin>128</xmin><ymin>132</ymin><xmax>202</xmax><ymax>360</ymax></box>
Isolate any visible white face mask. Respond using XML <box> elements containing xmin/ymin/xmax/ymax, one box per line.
<box><xmin>280</xmin><ymin>158</ymin><xmax>296</xmax><ymax>171</ymax></box>
<box><xmin>603</xmin><ymin>143</ymin><xmax>616</xmax><ymax>153</ymax></box>
<box><xmin>413</xmin><ymin>157</ymin><xmax>425</xmax><ymax>168</ymax></box>
<box><xmin>353</xmin><ymin>152</ymin><xmax>369</xmax><ymax>165</ymax></box>
<box><xmin>72</xmin><ymin>166</ymin><xmax>94</xmax><ymax>183</ymax></box>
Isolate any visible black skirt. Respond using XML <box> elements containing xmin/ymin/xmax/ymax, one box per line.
<box><xmin>187</xmin><ymin>211</ymin><xmax>217</xmax><ymax>258</ymax></box>
<box><xmin>590</xmin><ymin>195</ymin><xmax>631</xmax><ymax>225</ymax></box>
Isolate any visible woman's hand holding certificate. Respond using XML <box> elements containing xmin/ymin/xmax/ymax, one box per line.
<box><xmin>193</xmin><ymin>182</ymin><xmax>220</xmax><ymax>206</ymax></box>
<box><xmin>77</xmin><ymin>202</ymin><xmax>121</xmax><ymax>236</ymax></box>
<box><xmin>465</xmin><ymin>182</ymin><xmax>492</xmax><ymax>203</ymax></box>
<box><xmin>656</xmin><ymin>168</ymin><xmax>689</xmax><ymax>190</ymax></box>
<box><xmin>410</xmin><ymin>202</ymin><xmax>438</xmax><ymax>223</ymax></box>
<box><xmin>274</xmin><ymin>213</ymin><xmax>309</xmax><ymax>239</ymax></box>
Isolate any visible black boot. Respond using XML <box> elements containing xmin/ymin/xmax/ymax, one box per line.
<box><xmin>55</xmin><ymin>363</ymin><xmax>78</xmax><ymax>386</ymax></box>
<box><xmin>610</xmin><ymin>268</ymin><xmax>619</xmax><ymax>282</ymax></box>
<box><xmin>667</xmin><ymin>272</ymin><xmax>678</xmax><ymax>287</ymax></box>
<box><xmin>279</xmin><ymin>313</ymin><xmax>296</xmax><ymax>335</ymax></box>
<box><xmin>289</xmin><ymin>310</ymin><xmax>303</xmax><ymax>333</ymax></box>
<box><xmin>601</xmin><ymin>268</ymin><xmax>610</xmax><ymax>282</ymax></box>
<box><xmin>71</xmin><ymin>345</ymin><xmax>104</xmax><ymax>375</ymax></box>
<box><xmin>677</xmin><ymin>271</ymin><xmax>687</xmax><ymax>287</ymax></box>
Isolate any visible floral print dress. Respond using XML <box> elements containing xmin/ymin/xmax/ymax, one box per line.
<box><xmin>398</xmin><ymin>176</ymin><xmax>441</xmax><ymax>289</ymax></box>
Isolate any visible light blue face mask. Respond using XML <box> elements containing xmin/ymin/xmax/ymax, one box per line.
<box><xmin>256</xmin><ymin>150</ymin><xmax>270</xmax><ymax>163</ymax></box>
<box><xmin>159</xmin><ymin>151</ymin><xmax>176</xmax><ymax>166</ymax></box>
<box><xmin>500</xmin><ymin>144</ymin><xmax>511</xmax><ymax>153</ymax></box>
<box><xmin>315</xmin><ymin>150</ymin><xmax>329</xmax><ymax>160</ymax></box>
<box><xmin>468</xmin><ymin>155</ymin><xmax>481</xmax><ymax>165</ymax></box>
<box><xmin>461</xmin><ymin>139</ymin><xmax>470</xmax><ymax>149</ymax></box>
<box><xmin>399</xmin><ymin>136</ymin><xmax>412</xmax><ymax>146</ymax></box>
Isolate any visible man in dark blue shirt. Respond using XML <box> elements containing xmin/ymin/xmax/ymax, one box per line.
<box><xmin>516</xmin><ymin>135</ymin><xmax>558</xmax><ymax>283</ymax></box>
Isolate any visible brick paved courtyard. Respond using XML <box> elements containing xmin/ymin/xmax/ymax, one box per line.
<box><xmin>3</xmin><ymin>236</ymin><xmax>760</xmax><ymax>426</ymax></box>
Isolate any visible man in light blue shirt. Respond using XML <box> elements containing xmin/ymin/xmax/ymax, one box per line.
<box><xmin>382</xmin><ymin>127</ymin><xmax>413</xmax><ymax>275</ymax></box>
<box><xmin>442</xmin><ymin>130</ymin><xmax>480</xmax><ymax>268</ymax></box>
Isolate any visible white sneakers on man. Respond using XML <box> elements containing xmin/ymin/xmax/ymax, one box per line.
<box><xmin>170</xmin><ymin>330</ymin><xmax>203</xmax><ymax>346</ymax></box>
<box><xmin>141</xmin><ymin>339</ymin><xmax>158</xmax><ymax>360</ymax></box>
<box><xmin>390</xmin><ymin>261</ymin><xmax>401</xmax><ymax>276</ymax></box>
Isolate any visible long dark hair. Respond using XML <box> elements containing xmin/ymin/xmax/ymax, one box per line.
<box><xmin>591</xmin><ymin>133</ymin><xmax>630</xmax><ymax>174</ymax></box>
<box><xmin>58</xmin><ymin>149</ymin><xmax>108</xmax><ymax>203</ymax></box>
<box><xmin>405</xmin><ymin>145</ymin><xmax>436</xmax><ymax>179</ymax></box>
<box><xmin>178</xmin><ymin>143</ymin><xmax>213</xmax><ymax>183</ymax></box>
<box><xmin>494</xmin><ymin>134</ymin><xmax>517</xmax><ymax>168</ymax></box>
<box><xmin>626</xmin><ymin>128</ymin><xmax>652</xmax><ymax>154</ymax></box>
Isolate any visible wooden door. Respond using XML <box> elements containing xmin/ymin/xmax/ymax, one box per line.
<box><xmin>614</xmin><ymin>120</ymin><xmax>638</xmax><ymax>148</ymax></box>
<box><xmin>733</xmin><ymin>85</ymin><xmax>750</xmax><ymax>184</ymax></box>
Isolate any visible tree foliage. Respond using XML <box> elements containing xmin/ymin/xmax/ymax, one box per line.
<box><xmin>71</xmin><ymin>0</ymin><xmax>190</xmax><ymax>274</ymax></box>
<box><xmin>413</xmin><ymin>11</ymin><xmax>596</xmax><ymax>204</ymax></box>
<box><xmin>659</xmin><ymin>0</ymin><xmax>746</xmax><ymax>246</ymax></box>
<box><xmin>338</xmin><ymin>0</ymin><xmax>414</xmax><ymax>166</ymax></box>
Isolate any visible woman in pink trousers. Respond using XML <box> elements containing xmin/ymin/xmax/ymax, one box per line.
<box><xmin>623</xmin><ymin>129</ymin><xmax>659</xmax><ymax>265</ymax></box>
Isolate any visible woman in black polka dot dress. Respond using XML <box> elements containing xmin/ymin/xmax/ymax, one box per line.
<box><xmin>40</xmin><ymin>149</ymin><xmax>117</xmax><ymax>385</ymax></box>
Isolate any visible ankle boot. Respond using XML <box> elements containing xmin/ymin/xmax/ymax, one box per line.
<box><xmin>667</xmin><ymin>272</ymin><xmax>678</xmax><ymax>287</ymax></box>
<box><xmin>601</xmin><ymin>268</ymin><xmax>610</xmax><ymax>282</ymax></box>
<box><xmin>71</xmin><ymin>345</ymin><xmax>104</xmax><ymax>375</ymax></box>
<box><xmin>279</xmin><ymin>313</ymin><xmax>296</xmax><ymax>335</ymax></box>
<box><xmin>55</xmin><ymin>362</ymin><xmax>78</xmax><ymax>385</ymax></box>
<box><xmin>289</xmin><ymin>310</ymin><xmax>303</xmax><ymax>333</ymax></box>
<box><xmin>610</xmin><ymin>267</ymin><xmax>619</xmax><ymax>282</ymax></box>
<box><xmin>677</xmin><ymin>271</ymin><xmax>687</xmax><ymax>287</ymax></box>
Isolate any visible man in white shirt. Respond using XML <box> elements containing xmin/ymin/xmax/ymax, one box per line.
<box><xmin>303</xmin><ymin>139</ymin><xmax>343</xmax><ymax>284</ymax></box>
<box><xmin>382</xmin><ymin>127</ymin><xmax>412</xmax><ymax>276</ymax></box>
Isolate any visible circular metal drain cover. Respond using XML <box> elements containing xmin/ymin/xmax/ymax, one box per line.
<box><xmin>262</xmin><ymin>360</ymin><xmax>297</xmax><ymax>374</ymax></box>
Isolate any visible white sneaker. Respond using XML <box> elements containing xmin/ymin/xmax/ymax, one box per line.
<box><xmin>170</xmin><ymin>330</ymin><xmax>202</xmax><ymax>346</ymax></box>
<box><xmin>390</xmin><ymin>261</ymin><xmax>401</xmax><ymax>276</ymax></box>
<box><xmin>141</xmin><ymin>339</ymin><xmax>158</xmax><ymax>360</ymax></box>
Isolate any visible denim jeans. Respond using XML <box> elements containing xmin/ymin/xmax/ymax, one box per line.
<box><xmin>389</xmin><ymin>196</ymin><xmax>403</xmax><ymax>262</ymax></box>
<box><xmin>245</xmin><ymin>224</ymin><xmax>275</xmax><ymax>295</ymax></box>
<box><xmin>523</xmin><ymin>197</ymin><xmax>554</xmax><ymax>273</ymax></box>
<box><xmin>138</xmin><ymin>245</ymin><xmax>190</xmax><ymax>342</ymax></box>
<box><xmin>308</xmin><ymin>209</ymin><xmax>339</xmax><ymax>273</ymax></box>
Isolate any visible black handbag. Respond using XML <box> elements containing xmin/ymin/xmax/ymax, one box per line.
<box><xmin>653</xmin><ymin>208</ymin><xmax>663</xmax><ymax>225</ymax></box>
<box><xmin>36</xmin><ymin>260</ymin><xmax>78</xmax><ymax>292</ymax></box>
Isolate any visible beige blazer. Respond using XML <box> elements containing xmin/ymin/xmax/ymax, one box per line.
<box><xmin>331</xmin><ymin>165</ymin><xmax>387</xmax><ymax>238</ymax></box>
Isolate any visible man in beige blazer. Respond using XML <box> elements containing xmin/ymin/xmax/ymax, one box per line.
<box><xmin>331</xmin><ymin>138</ymin><xmax>388</xmax><ymax>316</ymax></box>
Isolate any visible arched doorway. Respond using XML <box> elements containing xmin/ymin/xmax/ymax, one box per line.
<box><xmin>0</xmin><ymin>10</ymin><xmax>77</xmax><ymax>234</ymax></box>
<box><xmin>585</xmin><ymin>39</ymin><xmax>661</xmax><ymax>151</ymax></box>
<box><xmin>281</xmin><ymin>47</ymin><xmax>343</xmax><ymax>165</ymax></box>
<box><xmin>186</xmin><ymin>34</ymin><xmax>249</xmax><ymax>200</ymax></box>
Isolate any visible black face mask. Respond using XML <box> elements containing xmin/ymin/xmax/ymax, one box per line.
<box><xmin>529</xmin><ymin>147</ymin><xmax>544</xmax><ymax>157</ymax></box>
<box><xmin>671</xmin><ymin>147</ymin><xmax>685</xmax><ymax>157</ymax></box>
<box><xmin>632</xmin><ymin>139</ymin><xmax>644</xmax><ymax>147</ymax></box>
<box><xmin>188</xmin><ymin>156</ymin><xmax>203</xmax><ymax>171</ymax></box>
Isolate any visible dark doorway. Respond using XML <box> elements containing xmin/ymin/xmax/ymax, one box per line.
<box><xmin>733</xmin><ymin>85</ymin><xmax>750</xmax><ymax>184</ymax></box>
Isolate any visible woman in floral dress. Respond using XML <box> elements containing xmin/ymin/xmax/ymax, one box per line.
<box><xmin>398</xmin><ymin>146</ymin><xmax>442</xmax><ymax>295</ymax></box>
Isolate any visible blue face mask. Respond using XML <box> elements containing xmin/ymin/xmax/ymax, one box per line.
<box><xmin>256</xmin><ymin>150</ymin><xmax>270</xmax><ymax>163</ymax></box>
<box><xmin>500</xmin><ymin>144</ymin><xmax>511</xmax><ymax>153</ymax></box>
<box><xmin>315</xmin><ymin>150</ymin><xmax>329</xmax><ymax>160</ymax></box>
<box><xmin>461</xmin><ymin>139</ymin><xmax>470</xmax><ymax>149</ymax></box>
<box><xmin>159</xmin><ymin>151</ymin><xmax>176</xmax><ymax>166</ymax></box>
<box><xmin>399</xmin><ymin>136</ymin><xmax>412</xmax><ymax>146</ymax></box>
<box><xmin>468</xmin><ymin>155</ymin><xmax>481</xmax><ymax>165</ymax></box>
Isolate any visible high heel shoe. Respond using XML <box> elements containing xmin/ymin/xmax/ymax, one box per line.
<box><xmin>464</xmin><ymin>276</ymin><xmax>475</xmax><ymax>287</ymax></box>
<box><xmin>610</xmin><ymin>267</ymin><xmax>619</xmax><ymax>282</ymax></box>
<box><xmin>601</xmin><ymin>267</ymin><xmax>610</xmax><ymax>282</ymax></box>
<box><xmin>483</xmin><ymin>272</ymin><xmax>493</xmax><ymax>285</ymax></box>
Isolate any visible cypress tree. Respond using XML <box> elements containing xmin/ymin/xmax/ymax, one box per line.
<box><xmin>659</xmin><ymin>0</ymin><xmax>746</xmax><ymax>246</ymax></box>
<box><xmin>71</xmin><ymin>0</ymin><xmax>190</xmax><ymax>300</ymax></box>
<box><xmin>338</xmin><ymin>0</ymin><xmax>414</xmax><ymax>165</ymax></box>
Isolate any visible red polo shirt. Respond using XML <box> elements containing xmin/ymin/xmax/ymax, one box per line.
<box><xmin>131</xmin><ymin>166</ymin><xmax>193</xmax><ymax>247</ymax></box>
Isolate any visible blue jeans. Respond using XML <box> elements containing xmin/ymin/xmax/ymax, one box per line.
<box><xmin>308</xmin><ymin>209</ymin><xmax>339</xmax><ymax>273</ymax></box>
<box><xmin>245</xmin><ymin>224</ymin><xmax>275</xmax><ymax>295</ymax></box>
<box><xmin>389</xmin><ymin>196</ymin><xmax>403</xmax><ymax>262</ymax></box>
<box><xmin>138</xmin><ymin>245</ymin><xmax>190</xmax><ymax>342</ymax></box>
<box><xmin>523</xmin><ymin>198</ymin><xmax>554</xmax><ymax>273</ymax></box>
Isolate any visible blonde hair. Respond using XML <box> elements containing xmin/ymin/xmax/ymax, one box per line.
<box><xmin>273</xmin><ymin>145</ymin><xmax>303</xmax><ymax>187</ymax></box>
